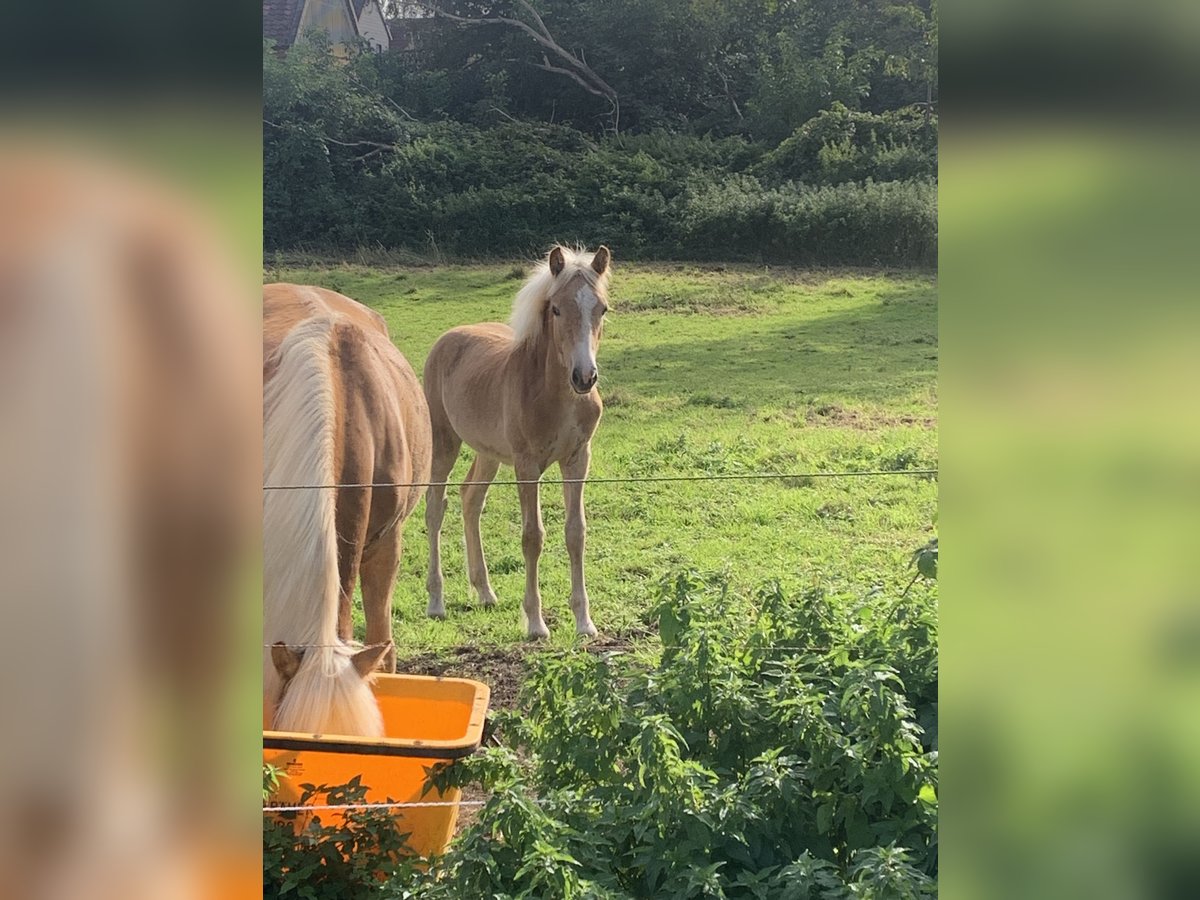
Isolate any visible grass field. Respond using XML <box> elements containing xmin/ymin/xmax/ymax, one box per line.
<box><xmin>265</xmin><ymin>259</ymin><xmax>938</xmax><ymax>679</ymax></box>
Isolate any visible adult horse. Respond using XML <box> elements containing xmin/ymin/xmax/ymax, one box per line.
<box><xmin>263</xmin><ymin>283</ymin><xmax>432</xmax><ymax>734</ymax></box>
<box><xmin>424</xmin><ymin>245</ymin><xmax>611</xmax><ymax>639</ymax></box>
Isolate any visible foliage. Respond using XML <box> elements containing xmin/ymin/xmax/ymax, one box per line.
<box><xmin>678</xmin><ymin>175</ymin><xmax>937</xmax><ymax>265</ymax></box>
<box><xmin>261</xmin><ymin>567</ymin><xmax>938</xmax><ymax>898</ymax></box>
<box><xmin>263</xmin><ymin>775</ymin><xmax>423</xmax><ymax>898</ymax></box>
<box><xmin>910</xmin><ymin>539</ymin><xmax>937</xmax><ymax>581</ymax></box>
<box><xmin>263</xmin><ymin>2</ymin><xmax>938</xmax><ymax>264</ymax></box>
<box><xmin>417</xmin><ymin>570</ymin><xmax>937</xmax><ymax>898</ymax></box>
<box><xmin>756</xmin><ymin>104</ymin><xmax>937</xmax><ymax>185</ymax></box>
<box><xmin>391</xmin><ymin>0</ymin><xmax>936</xmax><ymax>140</ymax></box>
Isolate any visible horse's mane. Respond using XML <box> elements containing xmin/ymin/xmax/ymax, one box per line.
<box><xmin>263</xmin><ymin>315</ymin><xmax>384</xmax><ymax>737</ymax></box>
<box><xmin>510</xmin><ymin>247</ymin><xmax>609</xmax><ymax>346</ymax></box>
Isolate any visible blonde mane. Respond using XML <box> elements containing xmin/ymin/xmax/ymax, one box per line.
<box><xmin>510</xmin><ymin>247</ymin><xmax>610</xmax><ymax>346</ymax></box>
<box><xmin>263</xmin><ymin>317</ymin><xmax>383</xmax><ymax>737</ymax></box>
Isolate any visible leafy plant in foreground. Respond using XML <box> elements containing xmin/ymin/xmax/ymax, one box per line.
<box><xmin>427</xmin><ymin>570</ymin><xmax>937</xmax><ymax>898</ymax></box>
<box><xmin>263</xmin><ymin>774</ymin><xmax>422</xmax><ymax>899</ymax></box>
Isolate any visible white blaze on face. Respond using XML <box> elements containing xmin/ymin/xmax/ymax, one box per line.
<box><xmin>574</xmin><ymin>284</ymin><xmax>599</xmax><ymax>373</ymax></box>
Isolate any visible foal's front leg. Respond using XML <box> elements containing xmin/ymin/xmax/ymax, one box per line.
<box><xmin>514</xmin><ymin>460</ymin><xmax>548</xmax><ymax>639</ymax></box>
<box><xmin>561</xmin><ymin>445</ymin><xmax>597</xmax><ymax>636</ymax></box>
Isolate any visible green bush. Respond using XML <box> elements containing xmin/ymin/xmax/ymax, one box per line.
<box><xmin>263</xmin><ymin>774</ymin><xmax>422</xmax><ymax>899</ymax></box>
<box><xmin>423</xmin><ymin>570</ymin><xmax>938</xmax><ymax>898</ymax></box>
<box><xmin>263</xmin><ymin>568</ymin><xmax>938</xmax><ymax>898</ymax></box>
<box><xmin>263</xmin><ymin>46</ymin><xmax>937</xmax><ymax>265</ymax></box>
<box><xmin>680</xmin><ymin>176</ymin><xmax>938</xmax><ymax>266</ymax></box>
<box><xmin>756</xmin><ymin>104</ymin><xmax>938</xmax><ymax>186</ymax></box>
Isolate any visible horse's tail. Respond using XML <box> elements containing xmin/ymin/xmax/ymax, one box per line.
<box><xmin>262</xmin><ymin>317</ymin><xmax>340</xmax><ymax>708</ymax></box>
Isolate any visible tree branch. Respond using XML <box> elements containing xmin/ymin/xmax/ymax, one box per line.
<box><xmin>420</xmin><ymin>1</ymin><xmax>618</xmax><ymax>108</ymax></box>
<box><xmin>346</xmin><ymin>72</ymin><xmax>417</xmax><ymax>121</ymax></box>
<box><xmin>532</xmin><ymin>55</ymin><xmax>608</xmax><ymax>98</ymax></box>
<box><xmin>715</xmin><ymin>65</ymin><xmax>743</xmax><ymax>121</ymax></box>
<box><xmin>263</xmin><ymin>119</ymin><xmax>398</xmax><ymax>156</ymax></box>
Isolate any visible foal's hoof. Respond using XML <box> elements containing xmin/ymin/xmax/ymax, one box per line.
<box><xmin>525</xmin><ymin>621</ymin><xmax>550</xmax><ymax>641</ymax></box>
<box><xmin>426</xmin><ymin>602</ymin><xmax>447</xmax><ymax>621</ymax></box>
<box><xmin>576</xmin><ymin>621</ymin><xmax>598</xmax><ymax>638</ymax></box>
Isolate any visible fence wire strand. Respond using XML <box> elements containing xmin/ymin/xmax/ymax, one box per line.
<box><xmin>265</xmin><ymin>800</ymin><xmax>487</xmax><ymax>813</ymax></box>
<box><xmin>263</xmin><ymin>468</ymin><xmax>937</xmax><ymax>491</ymax></box>
<box><xmin>263</xmin><ymin>467</ymin><xmax>937</xmax><ymax>816</ymax></box>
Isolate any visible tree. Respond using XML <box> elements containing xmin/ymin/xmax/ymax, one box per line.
<box><xmin>419</xmin><ymin>0</ymin><xmax>621</xmax><ymax>132</ymax></box>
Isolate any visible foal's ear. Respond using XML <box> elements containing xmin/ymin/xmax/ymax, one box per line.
<box><xmin>548</xmin><ymin>245</ymin><xmax>566</xmax><ymax>276</ymax></box>
<box><xmin>271</xmin><ymin>642</ymin><xmax>303</xmax><ymax>682</ymax></box>
<box><xmin>591</xmin><ymin>245</ymin><xmax>611</xmax><ymax>276</ymax></box>
<box><xmin>352</xmin><ymin>642</ymin><xmax>391</xmax><ymax>678</ymax></box>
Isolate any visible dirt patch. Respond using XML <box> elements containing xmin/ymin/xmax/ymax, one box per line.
<box><xmin>395</xmin><ymin>645</ymin><xmax>529</xmax><ymax>711</ymax></box>
<box><xmin>805</xmin><ymin>403</ymin><xmax>936</xmax><ymax>430</ymax></box>
<box><xmin>394</xmin><ymin>630</ymin><xmax>651</xmax><ymax>713</ymax></box>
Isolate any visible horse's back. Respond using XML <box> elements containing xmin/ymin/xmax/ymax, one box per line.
<box><xmin>263</xmin><ymin>283</ymin><xmax>431</xmax><ymax>549</ymax></box>
<box><xmin>423</xmin><ymin>323</ymin><xmax>522</xmax><ymax>461</ymax></box>
<box><xmin>264</xmin><ymin>283</ymin><xmax>389</xmax><ymax>374</ymax></box>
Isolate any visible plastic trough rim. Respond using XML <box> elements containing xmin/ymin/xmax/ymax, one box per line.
<box><xmin>263</xmin><ymin>673</ymin><xmax>490</xmax><ymax>761</ymax></box>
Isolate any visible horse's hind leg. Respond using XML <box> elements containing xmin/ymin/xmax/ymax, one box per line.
<box><xmin>461</xmin><ymin>454</ymin><xmax>501</xmax><ymax>608</ymax></box>
<box><xmin>361</xmin><ymin>529</ymin><xmax>401</xmax><ymax>672</ymax></box>
<box><xmin>425</xmin><ymin>422</ymin><xmax>461</xmax><ymax>620</ymax></box>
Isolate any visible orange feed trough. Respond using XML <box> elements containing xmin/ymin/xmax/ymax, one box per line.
<box><xmin>263</xmin><ymin>673</ymin><xmax>490</xmax><ymax>858</ymax></box>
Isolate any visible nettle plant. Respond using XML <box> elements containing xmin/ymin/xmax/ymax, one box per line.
<box><xmin>425</xmin><ymin>570</ymin><xmax>938</xmax><ymax>899</ymax></box>
<box><xmin>263</xmin><ymin>773</ymin><xmax>424</xmax><ymax>899</ymax></box>
<box><xmin>263</xmin><ymin>567</ymin><xmax>937</xmax><ymax>899</ymax></box>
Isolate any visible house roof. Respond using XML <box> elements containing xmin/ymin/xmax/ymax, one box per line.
<box><xmin>350</xmin><ymin>0</ymin><xmax>370</xmax><ymax>17</ymax></box>
<box><xmin>263</xmin><ymin>0</ymin><xmax>361</xmax><ymax>48</ymax></box>
<box><xmin>263</xmin><ymin>0</ymin><xmax>305</xmax><ymax>47</ymax></box>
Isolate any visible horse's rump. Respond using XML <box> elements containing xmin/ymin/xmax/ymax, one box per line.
<box><xmin>263</xmin><ymin>284</ymin><xmax>430</xmax><ymax>731</ymax></box>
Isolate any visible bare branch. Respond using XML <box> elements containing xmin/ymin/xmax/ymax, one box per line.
<box><xmin>264</xmin><ymin>119</ymin><xmax>399</xmax><ymax>156</ymax></box>
<box><xmin>346</xmin><ymin>72</ymin><xmax>417</xmax><ymax>121</ymax></box>
<box><xmin>488</xmin><ymin>105</ymin><xmax>521</xmax><ymax>124</ymax></box>
<box><xmin>513</xmin><ymin>0</ymin><xmax>552</xmax><ymax>41</ymax></box>
<box><xmin>422</xmin><ymin>1</ymin><xmax>617</xmax><ymax>102</ymax></box>
<box><xmin>532</xmin><ymin>55</ymin><xmax>608</xmax><ymax>98</ymax></box>
<box><xmin>715</xmin><ymin>65</ymin><xmax>743</xmax><ymax>122</ymax></box>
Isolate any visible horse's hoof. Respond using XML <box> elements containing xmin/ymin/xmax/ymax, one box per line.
<box><xmin>426</xmin><ymin>604</ymin><xmax>447</xmax><ymax>621</ymax></box>
<box><xmin>525</xmin><ymin>622</ymin><xmax>550</xmax><ymax>641</ymax></box>
<box><xmin>480</xmin><ymin>593</ymin><xmax>498</xmax><ymax>609</ymax></box>
<box><xmin>576</xmin><ymin>621</ymin><xmax>598</xmax><ymax>638</ymax></box>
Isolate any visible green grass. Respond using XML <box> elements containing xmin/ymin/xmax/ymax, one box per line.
<box><xmin>265</xmin><ymin>260</ymin><xmax>938</xmax><ymax>655</ymax></box>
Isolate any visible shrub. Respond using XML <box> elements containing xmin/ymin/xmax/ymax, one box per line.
<box><xmin>262</xmin><ymin>568</ymin><xmax>938</xmax><ymax>898</ymax></box>
<box><xmin>756</xmin><ymin>104</ymin><xmax>938</xmax><ymax>186</ymax></box>
<box><xmin>424</xmin><ymin>570</ymin><xmax>938</xmax><ymax>898</ymax></box>
<box><xmin>262</xmin><ymin>774</ymin><xmax>422</xmax><ymax>898</ymax></box>
<box><xmin>680</xmin><ymin>176</ymin><xmax>938</xmax><ymax>266</ymax></box>
<box><xmin>263</xmin><ymin>47</ymin><xmax>938</xmax><ymax>266</ymax></box>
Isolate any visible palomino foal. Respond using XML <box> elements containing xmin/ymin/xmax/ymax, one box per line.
<box><xmin>424</xmin><ymin>246</ymin><xmax>611</xmax><ymax>638</ymax></box>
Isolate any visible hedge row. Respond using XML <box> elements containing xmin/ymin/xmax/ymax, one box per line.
<box><xmin>264</xmin><ymin>45</ymin><xmax>937</xmax><ymax>265</ymax></box>
<box><xmin>266</xmin><ymin>123</ymin><xmax>935</xmax><ymax>265</ymax></box>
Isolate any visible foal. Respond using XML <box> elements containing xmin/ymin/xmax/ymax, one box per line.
<box><xmin>423</xmin><ymin>246</ymin><xmax>611</xmax><ymax>638</ymax></box>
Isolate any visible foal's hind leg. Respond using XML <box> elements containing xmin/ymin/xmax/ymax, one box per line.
<box><xmin>361</xmin><ymin>529</ymin><xmax>401</xmax><ymax>672</ymax></box>
<box><xmin>425</xmin><ymin>429</ymin><xmax>461</xmax><ymax>620</ymax></box>
<box><xmin>461</xmin><ymin>454</ymin><xmax>501</xmax><ymax>608</ymax></box>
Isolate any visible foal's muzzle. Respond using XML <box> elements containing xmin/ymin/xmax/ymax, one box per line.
<box><xmin>571</xmin><ymin>365</ymin><xmax>598</xmax><ymax>393</ymax></box>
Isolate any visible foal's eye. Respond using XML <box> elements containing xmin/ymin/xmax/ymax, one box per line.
<box><xmin>599</xmin><ymin>304</ymin><xmax>608</xmax><ymax>316</ymax></box>
<box><xmin>551</xmin><ymin>306</ymin><xmax>560</xmax><ymax>316</ymax></box>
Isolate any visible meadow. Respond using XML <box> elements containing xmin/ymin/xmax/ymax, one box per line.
<box><xmin>265</xmin><ymin>258</ymin><xmax>938</xmax><ymax>676</ymax></box>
